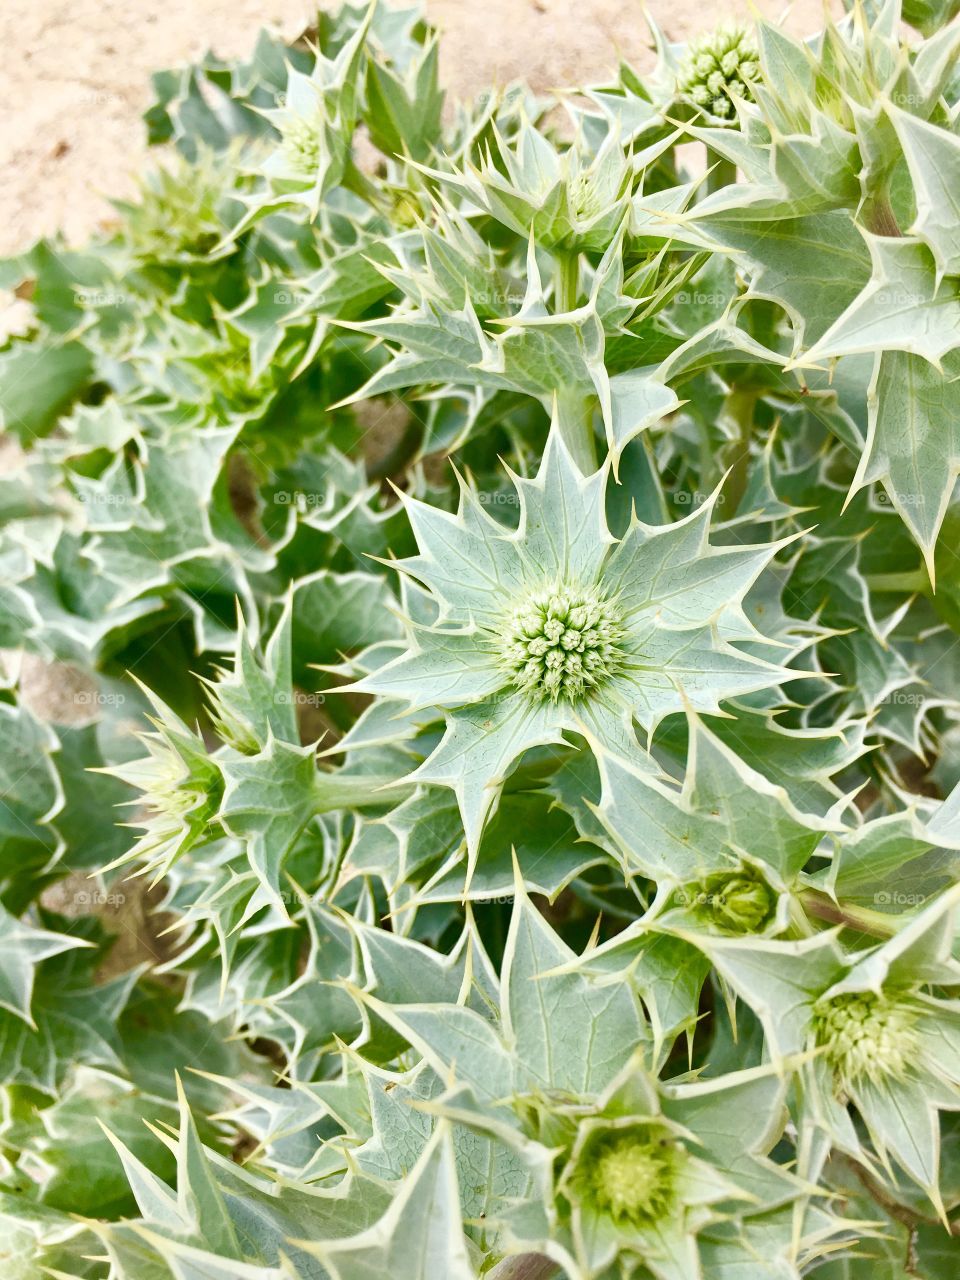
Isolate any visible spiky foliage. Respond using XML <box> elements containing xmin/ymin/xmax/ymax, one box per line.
<box><xmin>2</xmin><ymin>0</ymin><xmax>960</xmax><ymax>1276</ymax></box>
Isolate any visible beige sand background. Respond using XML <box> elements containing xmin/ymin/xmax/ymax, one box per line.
<box><xmin>0</xmin><ymin>0</ymin><xmax>832</xmax><ymax>257</ymax></box>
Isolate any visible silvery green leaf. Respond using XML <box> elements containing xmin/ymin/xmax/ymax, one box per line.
<box><xmin>203</xmin><ymin>602</ymin><xmax>299</xmax><ymax>753</ymax></box>
<box><xmin>0</xmin><ymin>905</ymin><xmax>90</xmax><ymax>1025</ymax></box>
<box><xmin>501</xmin><ymin>877</ymin><xmax>647</xmax><ymax>1095</ymax></box>
<box><xmin>796</xmin><ymin>237</ymin><xmax>960</xmax><ymax>369</ymax></box>
<box><xmin>9</xmin><ymin>1067</ymin><xmax>175</xmax><ymax>1218</ymax></box>
<box><xmin>416</xmin><ymin>790</ymin><xmax>606</xmax><ymax>906</ymax></box>
<box><xmin>661</xmin><ymin>1067</ymin><xmax>802</xmax><ymax>1206</ymax></box>
<box><xmin>825</xmin><ymin>808</ymin><xmax>958</xmax><ymax>911</ymax></box>
<box><xmin>0</xmin><ymin>1195</ymin><xmax>101</xmax><ymax>1279</ymax></box>
<box><xmin>0</xmin><ymin>701</ymin><xmax>63</xmax><ymax>881</ymax></box>
<box><xmin>300</xmin><ymin>1124</ymin><xmax>477</xmax><ymax>1280</ymax></box>
<box><xmin>849</xmin><ymin>349</ymin><xmax>960</xmax><ymax>578</ymax></box>
<box><xmin>598</xmin><ymin>711</ymin><xmax>823</xmax><ymax>890</ymax></box>
<box><xmin>358</xmin><ymin>989</ymin><xmax>514</xmax><ymax>1105</ymax></box>
<box><xmin>693</xmin><ymin>930</ymin><xmax>847</xmax><ymax>1060</ymax></box>
<box><xmin>662</xmin><ymin>201</ymin><xmax>871</xmax><ymax>347</ymax></box>
<box><xmin>0</xmin><ymin>339</ymin><xmax>93</xmax><ymax>443</ymax></box>
<box><xmin>887</xmin><ymin>104</ymin><xmax>960</xmax><ymax>279</ymax></box>
<box><xmin>290</xmin><ymin>570</ymin><xmax>402</xmax><ymax>676</ymax></box>
<box><xmin>0</xmin><ymin>942</ymin><xmax>138</xmax><ymax>1095</ymax></box>
<box><xmin>363</xmin><ymin>37</ymin><xmax>444</xmax><ymax>163</ymax></box>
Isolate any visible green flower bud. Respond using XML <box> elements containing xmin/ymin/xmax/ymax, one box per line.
<box><xmin>281</xmin><ymin>112</ymin><xmax>325</xmax><ymax>176</ymax></box>
<box><xmin>811</xmin><ymin>991</ymin><xmax>919</xmax><ymax>1088</ymax></box>
<box><xmin>106</xmin><ymin>718</ymin><xmax>225</xmax><ymax>880</ymax></box>
<box><xmin>569</xmin><ymin>171</ymin><xmax>602</xmax><ymax>221</ymax></box>
<box><xmin>577</xmin><ymin>1129</ymin><xmax>678</xmax><ymax>1225</ymax></box>
<box><xmin>204</xmin><ymin>680</ymin><xmax>262</xmax><ymax>756</ymax></box>
<box><xmin>678</xmin><ymin>24</ymin><xmax>760</xmax><ymax>122</ymax></box>
<box><xmin>685</xmin><ymin>867</ymin><xmax>776</xmax><ymax>934</ymax></box>
<box><xmin>498</xmin><ymin>583</ymin><xmax>625</xmax><ymax>703</ymax></box>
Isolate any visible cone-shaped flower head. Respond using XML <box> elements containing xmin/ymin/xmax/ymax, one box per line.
<box><xmin>584</xmin><ymin>1128</ymin><xmax>678</xmax><ymax>1224</ymax></box>
<box><xmin>102</xmin><ymin>695</ymin><xmax>224</xmax><ymax>881</ymax></box>
<box><xmin>702</xmin><ymin>887</ymin><xmax>960</xmax><ymax>1206</ymax></box>
<box><xmin>812</xmin><ymin>991</ymin><xmax>919</xmax><ymax>1088</ymax></box>
<box><xmin>281</xmin><ymin>110</ymin><xmax>327</xmax><ymax>177</ymax></box>
<box><xmin>255</xmin><ymin>8</ymin><xmax>373</xmax><ymax>208</ymax></box>
<box><xmin>499</xmin><ymin>583</ymin><xmax>625</xmax><ymax>703</ymax></box>
<box><xmin>350</xmin><ymin>414</ymin><xmax>796</xmax><ymax>853</ymax></box>
<box><xmin>678</xmin><ymin>24</ymin><xmax>760</xmax><ymax>120</ymax></box>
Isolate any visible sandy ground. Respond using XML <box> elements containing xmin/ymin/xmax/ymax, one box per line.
<box><xmin>0</xmin><ymin>0</ymin><xmax>832</xmax><ymax>257</ymax></box>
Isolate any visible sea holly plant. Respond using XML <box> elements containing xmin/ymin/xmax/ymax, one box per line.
<box><xmin>2</xmin><ymin>0</ymin><xmax>960</xmax><ymax>1276</ymax></box>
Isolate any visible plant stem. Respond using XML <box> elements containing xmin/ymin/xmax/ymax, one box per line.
<box><xmin>721</xmin><ymin>387</ymin><xmax>755</xmax><ymax>515</ymax></box>
<box><xmin>705</xmin><ymin>148</ymin><xmax>737</xmax><ymax>195</ymax></box>
<box><xmin>341</xmin><ymin>159</ymin><xmax>391</xmax><ymax>216</ymax></box>
<box><xmin>486</xmin><ymin>1254</ymin><xmax>561</xmax><ymax>1280</ymax></box>
<box><xmin>866</xmin><ymin>570</ymin><xmax>930</xmax><ymax>595</ymax></box>
<box><xmin>554</xmin><ymin>389</ymin><xmax>598</xmax><ymax>474</ymax></box>
<box><xmin>798</xmin><ymin>889</ymin><xmax>899</xmax><ymax>939</ymax></box>
<box><xmin>316</xmin><ymin>772</ymin><xmax>410</xmax><ymax>813</ymax></box>
<box><xmin>863</xmin><ymin>191</ymin><xmax>901</xmax><ymax>238</ymax></box>
<box><xmin>554</xmin><ymin>248</ymin><xmax>579</xmax><ymax>315</ymax></box>
<box><xmin>543</xmin><ymin>250</ymin><xmax>596</xmax><ymax>471</ymax></box>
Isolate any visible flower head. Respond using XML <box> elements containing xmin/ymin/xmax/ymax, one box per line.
<box><xmin>679</xmin><ymin>25</ymin><xmax>760</xmax><ymax>120</ymax></box>
<box><xmin>281</xmin><ymin>112</ymin><xmax>325</xmax><ymax>177</ymax></box>
<box><xmin>812</xmin><ymin>991</ymin><xmax>918</xmax><ymax>1088</ymax></box>
<box><xmin>103</xmin><ymin>706</ymin><xmax>224</xmax><ymax>881</ymax></box>
<box><xmin>583</xmin><ymin>1129</ymin><xmax>678</xmax><ymax>1225</ymax></box>
<box><xmin>415</xmin><ymin>119</ymin><xmax>633</xmax><ymax>251</ymax></box>
<box><xmin>498</xmin><ymin>583</ymin><xmax>625</xmax><ymax>703</ymax></box>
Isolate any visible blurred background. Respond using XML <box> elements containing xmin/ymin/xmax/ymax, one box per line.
<box><xmin>0</xmin><ymin>0</ymin><xmax>831</xmax><ymax>256</ymax></box>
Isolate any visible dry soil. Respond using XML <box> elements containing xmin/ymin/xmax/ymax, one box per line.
<box><xmin>0</xmin><ymin>0</ymin><xmax>832</xmax><ymax>256</ymax></box>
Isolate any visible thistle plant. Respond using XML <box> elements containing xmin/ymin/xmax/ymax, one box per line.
<box><xmin>2</xmin><ymin>0</ymin><xmax>960</xmax><ymax>1275</ymax></box>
